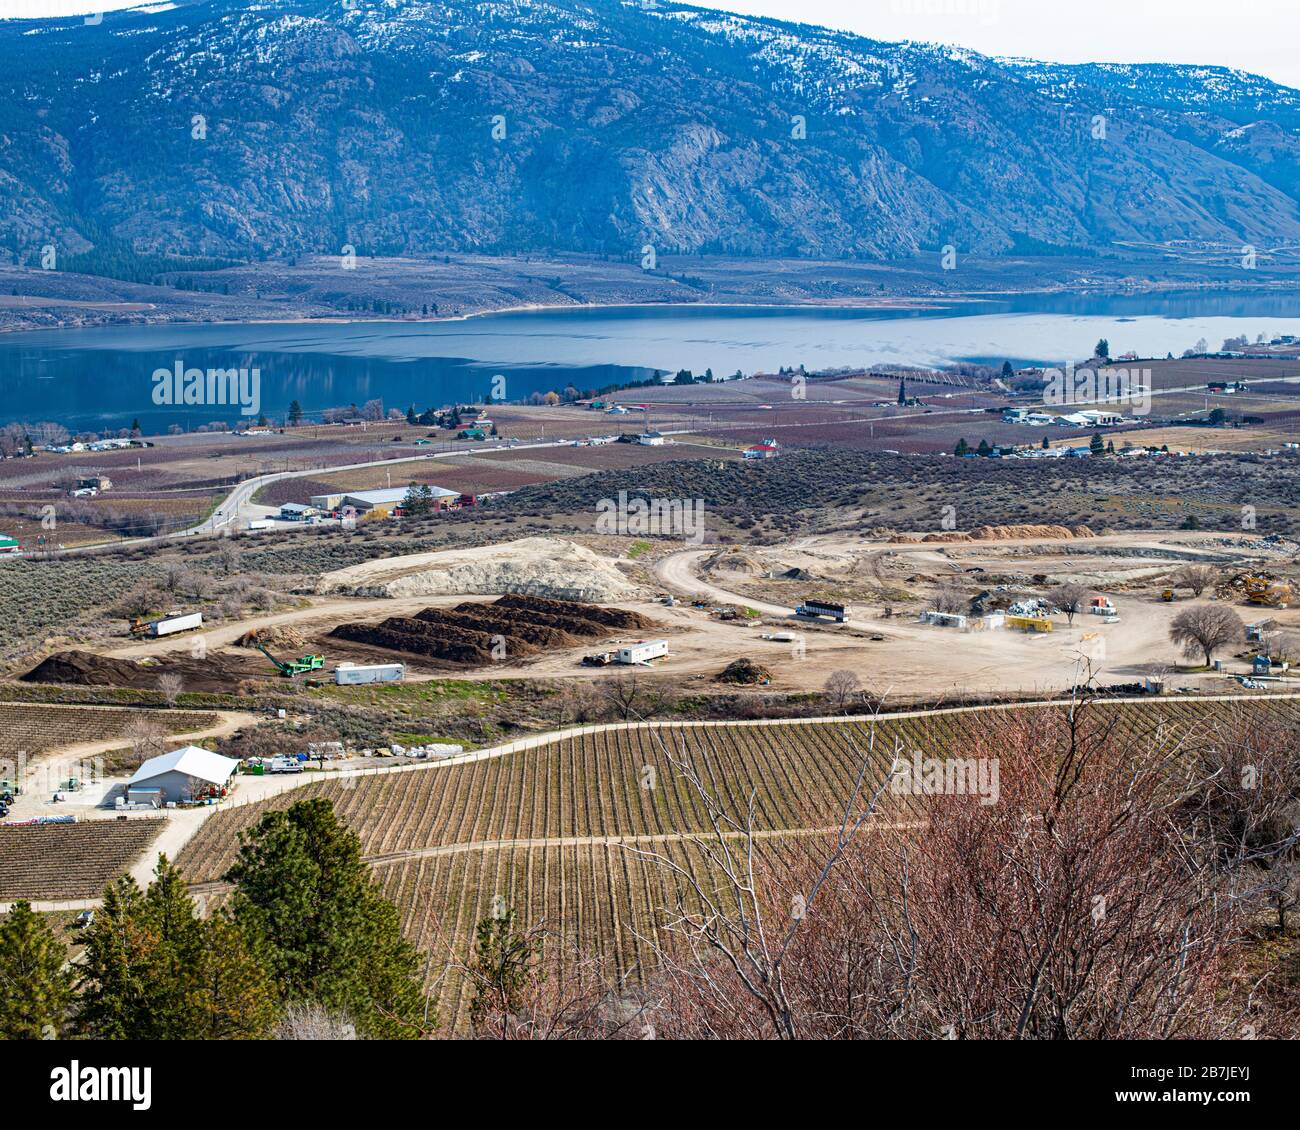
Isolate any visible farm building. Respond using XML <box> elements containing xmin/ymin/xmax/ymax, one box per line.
<box><xmin>310</xmin><ymin>486</ymin><xmax>459</xmax><ymax>517</ymax></box>
<box><xmin>638</xmin><ymin>431</ymin><xmax>666</xmax><ymax>446</ymax></box>
<box><xmin>124</xmin><ymin>746</ymin><xmax>240</xmax><ymax>806</ymax></box>
<box><xmin>743</xmin><ymin>443</ymin><xmax>780</xmax><ymax>459</ymax></box>
<box><xmin>278</xmin><ymin>502</ymin><xmax>320</xmax><ymax>521</ymax></box>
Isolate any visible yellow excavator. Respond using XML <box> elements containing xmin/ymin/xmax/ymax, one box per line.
<box><xmin>1244</xmin><ymin>575</ymin><xmax>1293</xmax><ymax>608</ymax></box>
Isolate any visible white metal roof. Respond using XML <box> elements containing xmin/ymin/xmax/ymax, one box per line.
<box><xmin>128</xmin><ymin>746</ymin><xmax>240</xmax><ymax>787</ymax></box>
<box><xmin>342</xmin><ymin>486</ymin><xmax>459</xmax><ymax>506</ymax></box>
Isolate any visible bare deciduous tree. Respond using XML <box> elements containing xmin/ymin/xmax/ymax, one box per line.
<box><xmin>1052</xmin><ymin>582</ymin><xmax>1089</xmax><ymax>626</ymax></box>
<box><xmin>1174</xmin><ymin>564</ymin><xmax>1219</xmax><ymax>597</ymax></box>
<box><xmin>1169</xmin><ymin>604</ymin><xmax>1245</xmax><ymax>666</ymax></box>
<box><xmin>156</xmin><ymin>672</ymin><xmax>184</xmax><ymax>705</ymax></box>
<box><xmin>823</xmin><ymin>669</ymin><xmax>860</xmax><ymax>713</ymax></box>
<box><xmin>930</xmin><ymin>581</ymin><xmax>967</xmax><ymax>615</ymax></box>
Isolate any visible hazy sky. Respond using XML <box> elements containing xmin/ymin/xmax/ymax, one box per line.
<box><xmin>6</xmin><ymin>0</ymin><xmax>1300</xmax><ymax>88</ymax></box>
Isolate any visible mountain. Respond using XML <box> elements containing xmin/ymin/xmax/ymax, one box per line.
<box><xmin>2</xmin><ymin>0</ymin><xmax>1299</xmax><ymax>264</ymax></box>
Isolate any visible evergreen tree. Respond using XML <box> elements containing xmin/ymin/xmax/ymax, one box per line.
<box><xmin>79</xmin><ymin>859</ymin><xmax>277</xmax><ymax>1040</ymax></box>
<box><xmin>226</xmin><ymin>799</ymin><xmax>427</xmax><ymax>1039</ymax></box>
<box><xmin>468</xmin><ymin>906</ymin><xmax>538</xmax><ymax>1034</ymax></box>
<box><xmin>1095</xmin><ymin>338</ymin><xmax>1110</xmax><ymax>359</ymax></box>
<box><xmin>1106</xmin><ymin>440</ymin><xmax>1116</xmax><ymax>454</ymax></box>
<box><xmin>976</xmin><ymin>438</ymin><xmax>991</xmax><ymax>456</ymax></box>
<box><xmin>78</xmin><ymin>875</ymin><xmax>155</xmax><ymax>1039</ymax></box>
<box><xmin>1001</xmin><ymin>361</ymin><xmax>1014</xmax><ymax>378</ymax></box>
<box><xmin>288</xmin><ymin>400</ymin><xmax>303</xmax><ymax>427</ymax></box>
<box><xmin>1090</xmin><ymin>431</ymin><xmax>1105</xmax><ymax>456</ymax></box>
<box><xmin>406</xmin><ymin>404</ymin><xmax>417</xmax><ymax>425</ymax></box>
<box><xmin>897</xmin><ymin>378</ymin><xmax>907</xmax><ymax>406</ymax></box>
<box><xmin>955</xmin><ymin>438</ymin><xmax>969</xmax><ymax>456</ymax></box>
<box><xmin>1041</xmin><ymin>435</ymin><xmax>1050</xmax><ymax>449</ymax></box>
<box><xmin>0</xmin><ymin>901</ymin><xmax>75</xmax><ymax>1039</ymax></box>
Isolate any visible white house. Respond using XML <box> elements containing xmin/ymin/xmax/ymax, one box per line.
<box><xmin>124</xmin><ymin>746</ymin><xmax>240</xmax><ymax>806</ymax></box>
<box><xmin>638</xmin><ymin>432</ymin><xmax>665</xmax><ymax>446</ymax></box>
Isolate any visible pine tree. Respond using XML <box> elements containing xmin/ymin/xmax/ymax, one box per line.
<box><xmin>78</xmin><ymin>875</ymin><xmax>156</xmax><ymax>1039</ymax></box>
<box><xmin>226</xmin><ymin>799</ymin><xmax>427</xmax><ymax>1039</ymax></box>
<box><xmin>0</xmin><ymin>901</ymin><xmax>75</xmax><ymax>1039</ymax></box>
<box><xmin>1090</xmin><ymin>431</ymin><xmax>1105</xmax><ymax>456</ymax></box>
<box><xmin>955</xmin><ymin>438</ymin><xmax>969</xmax><ymax>456</ymax></box>
<box><xmin>1041</xmin><ymin>436</ymin><xmax>1050</xmax><ymax>449</ymax></box>
<box><xmin>898</xmin><ymin>378</ymin><xmax>907</xmax><ymax>406</ymax></box>
<box><xmin>468</xmin><ymin>906</ymin><xmax>538</xmax><ymax>1034</ymax></box>
<box><xmin>977</xmin><ymin>438</ymin><xmax>991</xmax><ymax>456</ymax></box>
<box><xmin>406</xmin><ymin>405</ymin><xmax>417</xmax><ymax>425</ymax></box>
<box><xmin>79</xmin><ymin>859</ymin><xmax>277</xmax><ymax>1040</ymax></box>
<box><xmin>288</xmin><ymin>400</ymin><xmax>303</xmax><ymax>426</ymax></box>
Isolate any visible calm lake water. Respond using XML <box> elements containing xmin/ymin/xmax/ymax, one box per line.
<box><xmin>2</xmin><ymin>291</ymin><xmax>1299</xmax><ymax>430</ymax></box>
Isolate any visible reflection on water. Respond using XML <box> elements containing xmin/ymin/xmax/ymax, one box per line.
<box><xmin>1</xmin><ymin>292</ymin><xmax>1298</xmax><ymax>429</ymax></box>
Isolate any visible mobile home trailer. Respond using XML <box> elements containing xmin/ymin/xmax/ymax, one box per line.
<box><xmin>615</xmin><ymin>640</ymin><xmax>669</xmax><ymax>665</ymax></box>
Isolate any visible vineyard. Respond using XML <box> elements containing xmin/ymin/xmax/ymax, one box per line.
<box><xmin>0</xmin><ymin>703</ymin><xmax>218</xmax><ymax>754</ymax></box>
<box><xmin>0</xmin><ymin>818</ymin><xmax>164</xmax><ymax>900</ymax></box>
<box><xmin>175</xmin><ymin>696</ymin><xmax>1300</xmax><ymax>1031</ymax></box>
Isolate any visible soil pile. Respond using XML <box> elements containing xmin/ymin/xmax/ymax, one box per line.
<box><xmin>330</xmin><ymin>595</ymin><xmax>659</xmax><ymax>668</ymax></box>
<box><xmin>235</xmin><ymin>626</ymin><xmax>309</xmax><ymax>650</ymax></box>
<box><xmin>21</xmin><ymin>650</ymin><xmax>261</xmax><ymax>693</ymax></box>
<box><xmin>715</xmin><ymin>658</ymin><xmax>773</xmax><ymax>685</ymax></box>
<box><xmin>891</xmin><ymin>524</ymin><xmax>1095</xmax><ymax>544</ymax></box>
<box><xmin>316</xmin><ymin>537</ymin><xmax>639</xmax><ymax>601</ymax></box>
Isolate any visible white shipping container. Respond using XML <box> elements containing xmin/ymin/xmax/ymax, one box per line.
<box><xmin>334</xmin><ymin>662</ymin><xmax>406</xmax><ymax>685</ymax></box>
<box><xmin>616</xmin><ymin>639</ymin><xmax>669</xmax><ymax>665</ymax></box>
<box><xmin>151</xmin><ymin>612</ymin><xmax>203</xmax><ymax>637</ymax></box>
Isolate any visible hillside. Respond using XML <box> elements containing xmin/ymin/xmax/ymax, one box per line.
<box><xmin>3</xmin><ymin>0</ymin><xmax>1300</xmax><ymax>265</ymax></box>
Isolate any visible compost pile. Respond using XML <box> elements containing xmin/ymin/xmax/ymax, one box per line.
<box><xmin>235</xmin><ymin>626</ymin><xmax>309</xmax><ymax>650</ymax></box>
<box><xmin>715</xmin><ymin>658</ymin><xmax>773</xmax><ymax>685</ymax></box>
<box><xmin>330</xmin><ymin>594</ymin><xmax>657</xmax><ymax>668</ymax></box>
<box><xmin>21</xmin><ymin>650</ymin><xmax>263</xmax><ymax>693</ymax></box>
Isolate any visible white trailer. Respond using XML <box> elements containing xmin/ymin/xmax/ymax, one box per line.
<box><xmin>334</xmin><ymin>662</ymin><xmax>406</xmax><ymax>685</ymax></box>
<box><xmin>616</xmin><ymin>640</ymin><xmax>669</xmax><ymax>665</ymax></box>
<box><xmin>149</xmin><ymin>612</ymin><xmax>203</xmax><ymax>637</ymax></box>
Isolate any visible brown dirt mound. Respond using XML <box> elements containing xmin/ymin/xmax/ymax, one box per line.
<box><xmin>329</xmin><ymin>595</ymin><xmax>658</xmax><ymax>668</ymax></box>
<box><xmin>21</xmin><ymin>650</ymin><xmax>261</xmax><ymax>694</ymax></box>
<box><xmin>331</xmin><ymin>617</ymin><xmax>539</xmax><ymax>666</ymax></box>
<box><xmin>235</xmin><ymin>626</ymin><xmax>309</xmax><ymax>651</ymax></box>
<box><xmin>491</xmin><ymin>593</ymin><xmax>656</xmax><ymax>630</ymax></box>
<box><xmin>891</xmin><ymin>524</ymin><xmax>1095</xmax><ymax>544</ymax></box>
<box><xmin>414</xmin><ymin>608</ymin><xmax>581</xmax><ymax>648</ymax></box>
<box><xmin>715</xmin><ymin>658</ymin><xmax>773</xmax><ymax>685</ymax></box>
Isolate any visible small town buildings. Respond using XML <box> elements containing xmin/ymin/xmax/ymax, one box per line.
<box><xmin>278</xmin><ymin>502</ymin><xmax>320</xmax><ymax>521</ymax></box>
<box><xmin>309</xmin><ymin>486</ymin><xmax>459</xmax><ymax>517</ymax></box>
<box><xmin>743</xmin><ymin>443</ymin><xmax>780</xmax><ymax>459</ymax></box>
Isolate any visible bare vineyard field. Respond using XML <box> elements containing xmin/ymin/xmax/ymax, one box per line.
<box><xmin>175</xmin><ymin>696</ymin><xmax>1300</xmax><ymax>1031</ymax></box>
<box><xmin>177</xmin><ymin>714</ymin><xmax>929</xmax><ymax>881</ymax></box>
<box><xmin>0</xmin><ymin>703</ymin><xmax>218</xmax><ymax>755</ymax></box>
<box><xmin>0</xmin><ymin>818</ymin><xmax>163</xmax><ymax>900</ymax></box>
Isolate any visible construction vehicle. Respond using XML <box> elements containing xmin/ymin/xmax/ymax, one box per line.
<box><xmin>1160</xmin><ymin>589</ymin><xmax>1175</xmax><ymax>602</ymax></box>
<box><xmin>1244</xmin><ymin>575</ymin><xmax>1293</xmax><ymax>608</ymax></box>
<box><xmin>256</xmin><ymin>642</ymin><xmax>325</xmax><ymax>678</ymax></box>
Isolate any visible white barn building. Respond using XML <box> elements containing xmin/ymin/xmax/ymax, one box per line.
<box><xmin>124</xmin><ymin>746</ymin><xmax>240</xmax><ymax>806</ymax></box>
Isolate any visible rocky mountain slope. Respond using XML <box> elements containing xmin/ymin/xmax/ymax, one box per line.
<box><xmin>2</xmin><ymin>0</ymin><xmax>1299</xmax><ymax>263</ymax></box>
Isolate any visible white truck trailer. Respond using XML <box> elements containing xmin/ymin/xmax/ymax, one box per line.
<box><xmin>130</xmin><ymin>611</ymin><xmax>203</xmax><ymax>638</ymax></box>
<box><xmin>334</xmin><ymin>662</ymin><xmax>406</xmax><ymax>685</ymax></box>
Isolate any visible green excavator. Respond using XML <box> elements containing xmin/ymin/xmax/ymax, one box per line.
<box><xmin>254</xmin><ymin>638</ymin><xmax>325</xmax><ymax>678</ymax></box>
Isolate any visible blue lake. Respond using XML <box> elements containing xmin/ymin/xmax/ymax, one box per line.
<box><xmin>1</xmin><ymin>291</ymin><xmax>1298</xmax><ymax>430</ymax></box>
